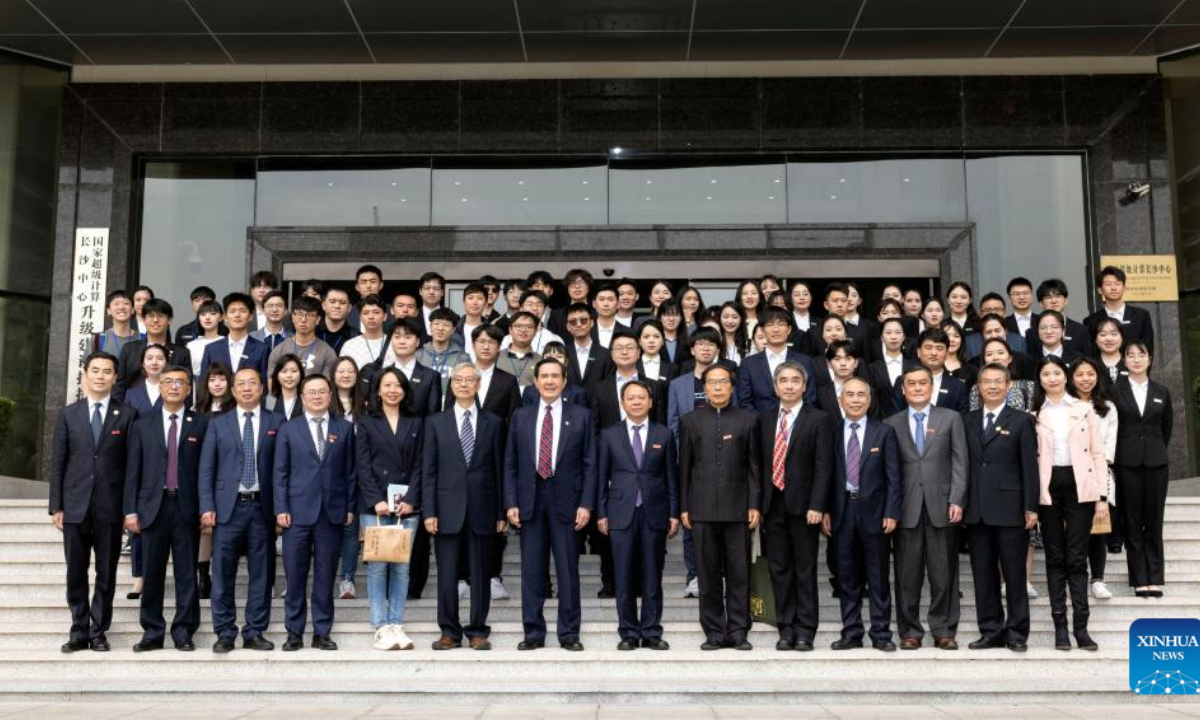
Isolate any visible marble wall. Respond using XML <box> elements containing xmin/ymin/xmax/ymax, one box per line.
<box><xmin>43</xmin><ymin>74</ymin><xmax>1185</xmax><ymax>476</ymax></box>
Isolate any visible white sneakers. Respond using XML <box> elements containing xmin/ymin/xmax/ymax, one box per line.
<box><xmin>372</xmin><ymin>624</ymin><xmax>414</xmax><ymax>651</ymax></box>
<box><xmin>339</xmin><ymin>579</ymin><xmax>356</xmax><ymax>600</ymax></box>
<box><xmin>1026</xmin><ymin>583</ymin><xmax>1039</xmax><ymax>599</ymax></box>
<box><xmin>458</xmin><ymin>580</ymin><xmax>470</xmax><ymax>601</ymax></box>
<box><xmin>490</xmin><ymin>577</ymin><xmax>510</xmax><ymax>600</ymax></box>
<box><xmin>684</xmin><ymin>578</ymin><xmax>699</xmax><ymax>598</ymax></box>
<box><xmin>1091</xmin><ymin>580</ymin><xmax>1113</xmax><ymax>599</ymax></box>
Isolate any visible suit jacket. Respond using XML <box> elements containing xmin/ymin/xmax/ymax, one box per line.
<box><xmin>597</xmin><ymin>421</ymin><xmax>678</xmax><ymax>531</ymax></box>
<box><xmin>1034</xmin><ymin>400</ymin><xmax>1108</xmax><ymax>504</ymax></box>
<box><xmin>49</xmin><ymin>398</ymin><xmax>138</xmax><ymax>524</ymax></box>
<box><xmin>115</xmin><ymin>339</ymin><xmax>192</xmax><ymax>401</ymax></box>
<box><xmin>122</xmin><ymin>384</ymin><xmax>163</xmax><ymax>417</ymax></box>
<box><xmin>589</xmin><ymin>375</ymin><xmax>667</xmax><ymax>430</ymax></box>
<box><xmin>865</xmin><ymin>360</ymin><xmax>904</xmax><ymax>417</ymax></box>
<box><xmin>356</xmin><ymin>414</ymin><xmax>424</xmax><ymax>515</ymax></box>
<box><xmin>678</xmin><ymin>404</ymin><xmax>761</xmax><ymax>522</ymax></box>
<box><xmin>200</xmin><ymin>335</ymin><xmax>270</xmax><ymax>383</ymax></box>
<box><xmin>1005</xmin><ymin>312</ymin><xmax>1040</xmax><ymax>338</ymax></box>
<box><xmin>1024</xmin><ymin>319</ymin><xmax>1090</xmax><ymax>358</ymax></box>
<box><xmin>272</xmin><ymin>414</ymin><xmax>357</xmax><ymax>527</ymax></box>
<box><xmin>757</xmin><ymin>404</ymin><xmax>833</xmax><ymax>517</ymax></box>
<box><xmin>828</xmin><ymin>417</ymin><xmax>902</xmax><ymax>534</ymax></box>
<box><xmin>198</xmin><ymin>407</ymin><xmax>284</xmax><ymax>524</ymax></box>
<box><xmin>124</xmin><ymin>409</ymin><xmax>209</xmax><ymax>528</ymax></box>
<box><xmin>264</xmin><ymin>394</ymin><xmax>305</xmax><ymax>420</ymax></box>
<box><xmin>736</xmin><ymin>350</ymin><xmax>817</xmax><ymax>413</ymax></box>
<box><xmin>503</xmin><ymin>400</ymin><xmax>597</xmax><ymax>524</ymax></box>
<box><xmin>884</xmin><ymin>405</ymin><xmax>968</xmax><ymax>529</ymax></box>
<box><xmin>478</xmin><ymin>367</ymin><xmax>522</xmax><ymax>425</ymax></box>
<box><xmin>1111</xmin><ymin>378</ymin><xmax>1173</xmax><ymax>468</ymax></box>
<box><xmin>892</xmin><ymin>373</ymin><xmax>969</xmax><ymax>414</ymax></box>
<box><xmin>963</xmin><ymin>406</ymin><xmax>1038</xmax><ymax>527</ymax></box>
<box><xmin>357</xmin><ymin>360</ymin><xmax>443</xmax><ymax>418</ymax></box>
<box><xmin>422</xmin><ymin>408</ymin><xmax>505</xmax><ymax>535</ymax></box>
<box><xmin>1085</xmin><ymin>305</ymin><xmax>1154</xmax><ymax>355</ymax></box>
<box><xmin>567</xmin><ymin>342</ymin><xmax>614</xmax><ymax>394</ymax></box>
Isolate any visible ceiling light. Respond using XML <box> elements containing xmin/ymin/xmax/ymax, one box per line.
<box><xmin>903</xmin><ymin>177</ymin><xmax>911</xmax><ymax>183</ymax></box>
<box><xmin>767</xmin><ymin>196</ymin><xmax>776</xmax><ymax>200</ymax></box>
<box><xmin>583</xmin><ymin>197</ymin><xmax>590</xmax><ymax>201</ymax></box>
<box><xmin>644</xmin><ymin>196</ymin><xmax>651</xmax><ymax>201</ymax></box>
<box><xmin>518</xmin><ymin>180</ymin><xmax>525</xmax><ymax>186</ymax></box>
<box><xmin>522</xmin><ymin>197</ymin><xmax>529</xmax><ymax>202</ymax></box>
<box><xmin>581</xmin><ymin>180</ymin><xmax>589</xmax><ymax>185</ymax></box>
<box><xmin>839</xmin><ymin>178</ymin><xmax>846</xmax><ymax>183</ymax></box>
<box><xmin>453</xmin><ymin>181</ymin><xmax>461</xmax><ymax>187</ymax></box>
<box><xmin>399</xmin><ymin>198</ymin><xmax>407</xmax><ymax>202</ymax></box>
<box><xmin>705</xmin><ymin>196</ymin><xmax>713</xmax><ymax>201</ymax></box>
<box><xmin>327</xmin><ymin>182</ymin><xmax>334</xmax><ymax>187</ymax></box>
<box><xmin>710</xmin><ymin>179</ymin><xmax>718</xmax><ymax>184</ymax></box>
<box><xmin>830</xmin><ymin>195</ymin><xmax>837</xmax><ymax>200</ymax></box>
<box><xmin>774</xmin><ymin>179</ymin><xmax>782</xmax><ymax>184</ymax></box>
<box><xmin>390</xmin><ymin>182</ymin><xmax>397</xmax><ymax>187</ymax></box>
<box><xmin>461</xmin><ymin>197</ymin><xmax>468</xmax><ymax>202</ymax></box>
<box><xmin>645</xmin><ymin>180</ymin><xmax>652</xmax><ymax>185</ymax></box>
<box><xmin>610</xmin><ymin>147</ymin><xmax>623</xmax><ymax>155</ymax></box>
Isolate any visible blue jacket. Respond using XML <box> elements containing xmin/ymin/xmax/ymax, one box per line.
<box><xmin>198</xmin><ymin>407</ymin><xmax>284</xmax><ymax>524</ymax></box>
<box><xmin>597</xmin><ymin>421</ymin><xmax>678</xmax><ymax>531</ymax></box>
<box><xmin>422</xmin><ymin>408</ymin><xmax>505</xmax><ymax>535</ymax></box>
<box><xmin>736</xmin><ymin>350</ymin><xmax>817</xmax><ymax>413</ymax></box>
<box><xmin>200</xmin><ymin>335</ymin><xmax>270</xmax><ymax>383</ymax></box>
<box><xmin>273</xmin><ymin>414</ymin><xmax>357</xmax><ymax>526</ymax></box>
<box><xmin>504</xmin><ymin>400</ymin><xmax>597</xmax><ymax>524</ymax></box>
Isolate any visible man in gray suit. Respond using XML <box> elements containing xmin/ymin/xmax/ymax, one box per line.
<box><xmin>884</xmin><ymin>365</ymin><xmax>968</xmax><ymax>651</ymax></box>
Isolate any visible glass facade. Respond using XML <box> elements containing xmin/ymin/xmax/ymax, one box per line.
<box><xmin>0</xmin><ymin>54</ymin><xmax>65</xmax><ymax>479</ymax></box>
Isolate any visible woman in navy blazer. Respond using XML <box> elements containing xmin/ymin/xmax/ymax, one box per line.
<box><xmin>356</xmin><ymin>367</ymin><xmax>423</xmax><ymax>650</ymax></box>
<box><xmin>1111</xmin><ymin>342</ymin><xmax>1173</xmax><ymax>598</ymax></box>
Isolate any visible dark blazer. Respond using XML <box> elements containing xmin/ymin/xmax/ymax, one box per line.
<box><xmin>588</xmin><ymin>375</ymin><xmax>667</xmax><ymax>430</ymax></box>
<box><xmin>967</xmin><ymin>350</ymin><xmax>1037</xmax><ymax>383</ymax></box>
<box><xmin>356</xmin><ymin>414</ymin><xmax>424</xmax><ymax>515</ymax></box>
<box><xmin>892</xmin><ymin>373</ymin><xmax>969</xmax><ymax>414</ymax></box>
<box><xmin>124</xmin><ymin>409</ymin><xmax>209</xmax><ymax>528</ymax></box>
<box><xmin>422</xmin><ymin>408</ymin><xmax>505</xmax><ymax>535</ymax></box>
<box><xmin>567</xmin><ymin>342</ymin><xmax>614</xmax><ymax>393</ymax></box>
<box><xmin>200</xmin><ymin>335</ymin><xmax>270</xmax><ymax>383</ymax></box>
<box><xmin>865</xmin><ymin>360</ymin><xmax>904</xmax><ymax>418</ymax></box>
<box><xmin>357</xmin><ymin>360</ymin><xmax>443</xmax><ymax>418</ymax></box>
<box><xmin>757</xmin><ymin>404</ymin><xmax>833</xmax><ymax>517</ymax></box>
<box><xmin>1004</xmin><ymin>313</ymin><xmax>1040</xmax><ymax>338</ymax></box>
<box><xmin>636</xmin><ymin>357</ymin><xmax>678</xmax><ymax>384</ymax></box>
<box><xmin>115</xmin><ymin>340</ymin><xmax>192</xmax><ymax>401</ymax></box>
<box><xmin>122</xmin><ymin>383</ymin><xmax>163</xmax><ymax>417</ymax></box>
<box><xmin>265</xmin><ymin>394</ymin><xmax>305</xmax><ymax>421</ymax></box>
<box><xmin>828</xmin><ymin>418</ymin><xmax>902</xmax><ymax>534</ymax></box>
<box><xmin>1024</xmin><ymin>319</ymin><xmax>1090</xmax><ymax>358</ymax></box>
<box><xmin>479</xmin><ymin>367</ymin><xmax>523</xmax><ymax>424</ymax></box>
<box><xmin>174</xmin><ymin>318</ymin><xmax>228</xmax><ymax>345</ymax></box>
<box><xmin>946</xmin><ymin>362</ymin><xmax>978</xmax><ymax>391</ymax></box>
<box><xmin>807</xmin><ymin>321</ymin><xmax>874</xmax><ymax>362</ymax></box>
<box><xmin>198</xmin><ymin>407</ymin><xmax>284</xmax><ymax>524</ymax></box>
<box><xmin>49</xmin><ymin>398</ymin><xmax>138</xmax><ymax>524</ymax></box>
<box><xmin>736</xmin><ymin>350</ymin><xmax>817</xmax><ymax>413</ymax></box>
<box><xmin>1111</xmin><ymin>378</ymin><xmax>1173</xmax><ymax>468</ymax></box>
<box><xmin>522</xmin><ymin>383</ymin><xmax>588</xmax><ymax>407</ymax></box>
<box><xmin>504</xmin><ymin>400</ymin><xmax>597</xmax><ymax>524</ymax></box>
<box><xmin>272</xmin><ymin>414</ymin><xmax>357</xmax><ymax>526</ymax></box>
<box><xmin>1085</xmin><ymin>305</ymin><xmax>1154</xmax><ymax>355</ymax></box>
<box><xmin>962</xmin><ymin>406</ymin><xmax>1039</xmax><ymax>527</ymax></box>
<box><xmin>597</xmin><ymin>421</ymin><xmax>678</xmax><ymax>531</ymax></box>
<box><xmin>678</xmin><ymin>404</ymin><xmax>761</xmax><ymax>522</ymax></box>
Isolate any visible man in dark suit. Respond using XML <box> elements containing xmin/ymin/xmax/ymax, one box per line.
<box><xmin>124</xmin><ymin>365</ymin><xmax>209</xmax><ymax>652</ymax></box>
<box><xmin>504</xmin><ymin>358</ymin><xmax>597</xmax><ymax>651</ymax></box>
<box><xmin>1004</xmin><ymin>277</ymin><xmax>1039</xmax><ymax>341</ymax></box>
<box><xmin>356</xmin><ymin>318</ymin><xmax>443</xmax><ymax>424</ymax></box>
<box><xmin>563</xmin><ymin>303</ymin><xmax>613</xmax><ymax>395</ymax></box>
<box><xmin>598</xmin><ymin>380</ymin><xmax>678</xmax><ymax>650</ymax></box>
<box><xmin>198</xmin><ymin>367</ymin><xmax>282</xmax><ymax>652</ymax></box>
<box><xmin>425</xmin><ymin>362</ymin><xmax>507</xmax><ymax>651</ymax></box>
<box><xmin>274</xmin><ymin>374</ymin><xmax>357</xmax><ymax>651</ymax></box>
<box><xmin>738</xmin><ymin>308</ymin><xmax>817</xmax><ymax>412</ymax></box>
<box><xmin>885</xmin><ymin>365</ymin><xmax>969</xmax><ymax>651</ymax></box>
<box><xmin>680</xmin><ymin>364</ymin><xmax>762</xmax><ymax>651</ymax></box>
<box><xmin>116</xmin><ymin>299</ymin><xmax>192</xmax><ymax>401</ymax></box>
<box><xmin>757</xmin><ymin>361</ymin><xmax>832</xmax><ymax>652</ymax></box>
<box><xmin>200</xmin><ymin>293</ymin><xmax>270</xmax><ymax>383</ymax></box>
<box><xmin>50</xmin><ymin>351</ymin><xmax>137</xmax><ymax>653</ymax></box>
<box><xmin>815</xmin><ymin>340</ymin><xmax>880</xmax><ymax>420</ymax></box>
<box><xmin>964</xmin><ymin>364</ymin><xmax>1040</xmax><ymax>653</ymax></box>
<box><xmin>548</xmin><ymin>268</ymin><xmax>594</xmax><ymax>338</ymax></box>
<box><xmin>826</xmin><ymin>377</ymin><xmax>901</xmax><ymax>651</ymax></box>
<box><xmin>1085</xmin><ymin>265</ymin><xmax>1155</xmax><ymax>355</ymax></box>
<box><xmin>892</xmin><ymin>328</ymin><xmax>968</xmax><ymax>414</ymax></box>
<box><xmin>1025</xmin><ymin>278</ymin><xmax>1090</xmax><ymax>357</ymax></box>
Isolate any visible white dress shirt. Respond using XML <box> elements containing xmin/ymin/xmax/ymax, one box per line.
<box><xmin>534</xmin><ymin>397</ymin><xmax>564</xmax><ymax>473</ymax></box>
<box><xmin>255</xmin><ymin>310</ymin><xmax>267</xmax><ymax>332</ymax></box>
<box><xmin>227</xmin><ymin>336</ymin><xmax>246</xmax><ymax>371</ymax></box>
<box><xmin>161</xmin><ymin>406</ymin><xmax>184</xmax><ymax>450</ymax></box>
<box><xmin>146</xmin><ymin>381</ymin><xmax>161</xmax><ymax>408</ymax></box>
<box><xmin>1131</xmin><ymin>378</ymin><xmax>1149</xmax><ymax>415</ymax></box>
<box><xmin>884</xmin><ymin>351</ymin><xmax>905</xmax><ymax>385</ymax></box>
<box><xmin>765</xmin><ymin>347</ymin><xmax>789</xmax><ymax>380</ymax></box>
<box><xmin>394</xmin><ymin>357</ymin><xmax>417</xmax><ymax>380</ymax></box>
<box><xmin>1043</xmin><ymin>344</ymin><xmax>1063</xmax><ymax>358</ymax></box>
<box><xmin>642</xmin><ymin>355</ymin><xmax>662</xmax><ymax>381</ymax></box>
<box><xmin>930</xmin><ymin>371</ymin><xmax>944</xmax><ymax>401</ymax></box>
<box><xmin>777</xmin><ymin>402</ymin><xmax>801</xmax><ymax>445</ymax></box>
<box><xmin>574</xmin><ymin>342</ymin><xmax>593</xmax><ymax>378</ymax></box>
<box><xmin>283</xmin><ymin>395</ymin><xmax>297</xmax><ymax>420</ymax></box>
<box><xmin>793</xmin><ymin>312</ymin><xmax>811</xmax><ymax>333</ymax></box>
<box><xmin>626</xmin><ymin>418</ymin><xmax>647</xmax><ymax>457</ymax></box>
<box><xmin>305</xmin><ymin>411</ymin><xmax>329</xmax><ymax>452</ymax></box>
<box><xmin>907</xmin><ymin>404</ymin><xmax>932</xmax><ymax>445</ymax></box>
<box><xmin>453</xmin><ymin>403</ymin><xmax>476</xmax><ymax>450</ymax></box>
<box><xmin>596</xmin><ymin>320</ymin><xmax>617</xmax><ymax>349</ymax></box>
<box><xmin>982</xmin><ymin>404</ymin><xmax>1005</xmax><ymax>431</ymax></box>
<box><xmin>1041</xmin><ymin>395</ymin><xmax>1075</xmax><ymax>466</ymax></box>
<box><xmin>1105</xmin><ymin>304</ymin><xmax>1126</xmax><ymax>323</ymax></box>
<box><xmin>1013</xmin><ymin>312</ymin><xmax>1033</xmax><ymax>337</ymax></box>
<box><xmin>477</xmin><ymin>364</ymin><xmax>495</xmax><ymax>407</ymax></box>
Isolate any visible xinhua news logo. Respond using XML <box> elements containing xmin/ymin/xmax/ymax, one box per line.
<box><xmin>1130</xmin><ymin>618</ymin><xmax>1200</xmax><ymax>695</ymax></box>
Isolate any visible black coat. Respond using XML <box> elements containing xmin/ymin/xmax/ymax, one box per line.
<box><xmin>478</xmin><ymin>367</ymin><xmax>522</xmax><ymax>426</ymax></box>
<box><xmin>356</xmin><ymin>414</ymin><xmax>424</xmax><ymax>515</ymax></box>
<box><xmin>1085</xmin><ymin>305</ymin><xmax>1155</xmax><ymax>356</ymax></box>
<box><xmin>422</xmin><ymin>408</ymin><xmax>505</xmax><ymax>535</ymax></box>
<box><xmin>123</xmin><ymin>409</ymin><xmax>209</xmax><ymax>528</ymax></box>
<box><xmin>678</xmin><ymin>404</ymin><xmax>761</xmax><ymax>522</ymax></box>
<box><xmin>588</xmin><ymin>375</ymin><xmax>667</xmax><ymax>431</ymax></box>
<box><xmin>963</xmin><ymin>406</ymin><xmax>1039</xmax><ymax>527</ymax></box>
<box><xmin>357</xmin><ymin>360</ymin><xmax>443</xmax><ymax>418</ymax></box>
<box><xmin>756</xmin><ymin>404</ymin><xmax>833</xmax><ymax>516</ymax></box>
<box><xmin>828</xmin><ymin>418</ymin><xmax>903</xmax><ymax>534</ymax></box>
<box><xmin>1111</xmin><ymin>378</ymin><xmax>1174</xmax><ymax>468</ymax></box>
<box><xmin>49</xmin><ymin>398</ymin><xmax>138</xmax><ymax>524</ymax></box>
<box><xmin>115</xmin><ymin>339</ymin><xmax>192</xmax><ymax>402</ymax></box>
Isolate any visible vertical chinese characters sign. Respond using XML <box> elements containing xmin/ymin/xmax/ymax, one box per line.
<box><xmin>66</xmin><ymin>228</ymin><xmax>109</xmax><ymax>401</ymax></box>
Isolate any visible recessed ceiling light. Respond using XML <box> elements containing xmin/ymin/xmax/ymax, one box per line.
<box><xmin>705</xmin><ymin>196</ymin><xmax>713</xmax><ymax>201</ymax></box>
<box><xmin>774</xmin><ymin>179</ymin><xmax>782</xmax><ymax>184</ymax></box>
<box><xmin>399</xmin><ymin>198</ymin><xmax>407</xmax><ymax>202</ymax></box>
<box><xmin>583</xmin><ymin>197</ymin><xmax>590</xmax><ymax>201</ymax></box>
<box><xmin>522</xmin><ymin>197</ymin><xmax>529</xmax><ymax>202</ymax></box>
<box><xmin>461</xmin><ymin>197</ymin><xmax>468</xmax><ymax>202</ymax></box>
<box><xmin>768</xmin><ymin>196</ymin><xmax>776</xmax><ymax>200</ymax></box>
<box><xmin>710</xmin><ymin>179</ymin><xmax>718</xmax><ymax>184</ymax></box>
<box><xmin>391</xmin><ymin>182</ymin><xmax>397</xmax><ymax>186</ymax></box>
<box><xmin>839</xmin><ymin>178</ymin><xmax>846</xmax><ymax>183</ymax></box>
<box><xmin>646</xmin><ymin>180</ymin><xmax>652</xmax><ymax>185</ymax></box>
<box><xmin>830</xmin><ymin>195</ymin><xmax>837</xmax><ymax>200</ymax></box>
<box><xmin>327</xmin><ymin>182</ymin><xmax>334</xmax><ymax>187</ymax></box>
<box><xmin>903</xmin><ymin>177</ymin><xmax>911</xmax><ymax>183</ymax></box>
<box><xmin>581</xmin><ymin>180</ymin><xmax>589</xmax><ymax>185</ymax></box>
<box><xmin>453</xmin><ymin>181</ymin><xmax>461</xmax><ymax>187</ymax></box>
<box><xmin>644</xmin><ymin>196</ymin><xmax>651</xmax><ymax>201</ymax></box>
<box><xmin>518</xmin><ymin>180</ymin><xmax>525</xmax><ymax>186</ymax></box>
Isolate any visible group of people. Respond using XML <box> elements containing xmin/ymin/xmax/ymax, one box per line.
<box><xmin>50</xmin><ymin>262</ymin><xmax>1173</xmax><ymax>656</ymax></box>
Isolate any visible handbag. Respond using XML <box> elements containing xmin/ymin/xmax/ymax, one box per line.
<box><xmin>362</xmin><ymin>516</ymin><xmax>413</xmax><ymax>563</ymax></box>
<box><xmin>1091</xmin><ymin>511</ymin><xmax>1112</xmax><ymax>535</ymax></box>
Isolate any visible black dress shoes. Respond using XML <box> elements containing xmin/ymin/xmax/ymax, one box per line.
<box><xmin>560</xmin><ymin>640</ymin><xmax>585</xmax><ymax>652</ymax></box>
<box><xmin>282</xmin><ymin>633</ymin><xmax>304</xmax><ymax>652</ymax></box>
<box><xmin>794</xmin><ymin>640</ymin><xmax>814</xmax><ymax>652</ymax></box>
<box><xmin>61</xmin><ymin>639</ymin><xmax>90</xmax><ymax>653</ymax></box>
<box><xmin>700</xmin><ymin>640</ymin><xmax>724</xmax><ymax>651</ymax></box>
<box><xmin>731</xmin><ymin>639</ymin><xmax>753</xmax><ymax>651</ymax></box>
<box><xmin>968</xmin><ymin>635</ymin><xmax>1006</xmax><ymax>650</ymax></box>
<box><xmin>617</xmin><ymin>639</ymin><xmax>639</xmax><ymax>651</ymax></box>
<box><xmin>175</xmin><ymin>638</ymin><xmax>196</xmax><ymax>652</ymax></box>
<box><xmin>642</xmin><ymin>637</ymin><xmax>669</xmax><ymax>651</ymax></box>
<box><xmin>1007</xmin><ymin>640</ymin><xmax>1028</xmax><ymax>653</ymax></box>
<box><xmin>831</xmin><ymin>636</ymin><xmax>863</xmax><ymax>650</ymax></box>
<box><xmin>243</xmin><ymin>636</ymin><xmax>274</xmax><ymax>651</ymax></box>
<box><xmin>517</xmin><ymin>639</ymin><xmax>544</xmax><ymax>651</ymax></box>
<box><xmin>872</xmin><ymin>640</ymin><xmax>897</xmax><ymax>652</ymax></box>
<box><xmin>91</xmin><ymin>635</ymin><xmax>110</xmax><ymax>652</ymax></box>
<box><xmin>311</xmin><ymin>635</ymin><xmax>338</xmax><ymax>651</ymax></box>
<box><xmin>212</xmin><ymin>638</ymin><xmax>235</xmax><ymax>653</ymax></box>
<box><xmin>133</xmin><ymin>639</ymin><xmax>163</xmax><ymax>653</ymax></box>
<box><xmin>597</xmin><ymin>586</ymin><xmax>616</xmax><ymax>599</ymax></box>
<box><xmin>775</xmin><ymin>637</ymin><xmax>795</xmax><ymax>651</ymax></box>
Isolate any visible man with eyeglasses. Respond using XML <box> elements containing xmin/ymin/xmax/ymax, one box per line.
<box><xmin>497</xmin><ymin>311</ymin><xmax>543</xmax><ymax>391</ymax></box>
<box><xmin>124</xmin><ymin>365</ymin><xmax>210</xmax><ymax>652</ymax></box>
<box><xmin>564</xmin><ymin>302</ymin><xmax>613</xmax><ymax>396</ymax></box>
<box><xmin>548</xmin><ymin>268</ymin><xmax>593</xmax><ymax>338</ymax></box>
<box><xmin>250</xmin><ymin>290</ymin><xmax>291</xmax><ymax>351</ymax></box>
<box><xmin>679</xmin><ymin>364</ymin><xmax>761</xmax><ymax>651</ymax></box>
<box><xmin>274</xmin><ymin>374</ymin><xmax>357</xmax><ymax>652</ymax></box>
<box><xmin>266</xmin><ymin>295</ymin><xmax>339</xmax><ymax>381</ymax></box>
<box><xmin>419</xmin><ymin>271</ymin><xmax>446</xmax><ymax>338</ymax></box>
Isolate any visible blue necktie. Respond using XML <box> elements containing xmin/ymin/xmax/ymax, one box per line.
<box><xmin>239</xmin><ymin>412</ymin><xmax>256</xmax><ymax>490</ymax></box>
<box><xmin>632</xmin><ymin>424</ymin><xmax>644</xmax><ymax>507</ymax></box>
<box><xmin>91</xmin><ymin>403</ymin><xmax>103</xmax><ymax>447</ymax></box>
<box><xmin>913</xmin><ymin>411</ymin><xmax>926</xmax><ymax>456</ymax></box>
<box><xmin>461</xmin><ymin>411</ymin><xmax>475</xmax><ymax>466</ymax></box>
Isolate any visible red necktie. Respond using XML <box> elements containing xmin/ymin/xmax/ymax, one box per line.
<box><xmin>537</xmin><ymin>404</ymin><xmax>554</xmax><ymax>479</ymax></box>
<box><xmin>772</xmin><ymin>408</ymin><xmax>790</xmax><ymax>491</ymax></box>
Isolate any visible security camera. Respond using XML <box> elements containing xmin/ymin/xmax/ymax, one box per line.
<box><xmin>1121</xmin><ymin>182</ymin><xmax>1151</xmax><ymax>205</ymax></box>
<box><xmin>602</xmin><ymin>268</ymin><xmax>616</xmax><ymax>277</ymax></box>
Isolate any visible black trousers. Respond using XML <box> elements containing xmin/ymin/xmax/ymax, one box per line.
<box><xmin>762</xmin><ymin>494</ymin><xmax>821</xmax><ymax>643</ymax></box>
<box><xmin>62</xmin><ymin>512</ymin><xmax>123</xmax><ymax>642</ymax></box>
<box><xmin>139</xmin><ymin>493</ymin><xmax>201</xmax><ymax>644</ymax></box>
<box><xmin>580</xmin><ymin>517</ymin><xmax>615</xmax><ymax>591</ymax></box>
<box><xmin>1117</xmin><ymin>464</ymin><xmax>1169</xmax><ymax>587</ymax></box>
<box><xmin>691</xmin><ymin>520</ymin><xmax>751</xmax><ymax>644</ymax></box>
<box><xmin>211</xmin><ymin>499</ymin><xmax>272</xmax><ymax>641</ymax></box>
<box><xmin>458</xmin><ymin>528</ymin><xmax>507</xmax><ymax>582</ymax></box>
<box><xmin>893</xmin><ymin>505</ymin><xmax>960</xmax><ymax>640</ymax></box>
<box><xmin>967</xmin><ymin>523</ymin><xmax>1030</xmax><ymax>643</ymax></box>
<box><xmin>609</xmin><ymin>506</ymin><xmax>667</xmax><ymax>641</ymax></box>
<box><xmin>436</xmin><ymin>531</ymin><xmax>493</xmax><ymax>639</ymax></box>
<box><xmin>408</xmin><ymin>521</ymin><xmax>431</xmax><ymax>598</ymax></box>
<box><xmin>1039</xmin><ymin>467</ymin><xmax>1092</xmax><ymax>629</ymax></box>
<box><xmin>835</xmin><ymin>503</ymin><xmax>893</xmax><ymax>644</ymax></box>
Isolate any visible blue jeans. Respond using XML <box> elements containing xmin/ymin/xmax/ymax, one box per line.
<box><xmin>361</xmin><ymin>514</ymin><xmax>419</xmax><ymax>628</ymax></box>
<box><xmin>338</xmin><ymin>515</ymin><xmax>360</xmax><ymax>583</ymax></box>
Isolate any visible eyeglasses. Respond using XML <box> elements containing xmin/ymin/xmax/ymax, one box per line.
<box><xmin>704</xmin><ymin>378</ymin><xmax>732</xmax><ymax>387</ymax></box>
<box><xmin>451</xmin><ymin>377</ymin><xmax>479</xmax><ymax>385</ymax></box>
<box><xmin>511</xmin><ymin>324</ymin><xmax>535</xmax><ymax>331</ymax></box>
<box><xmin>161</xmin><ymin>379</ymin><xmax>188</xmax><ymax>389</ymax></box>
<box><xmin>567</xmin><ymin>318</ymin><xmax>591</xmax><ymax>327</ymax></box>
<box><xmin>978</xmin><ymin>378</ymin><xmax>1008</xmax><ymax>386</ymax></box>
<box><xmin>292</xmin><ymin>311</ymin><xmax>319</xmax><ymax>319</ymax></box>
<box><xmin>303</xmin><ymin>389</ymin><xmax>330</xmax><ymax>397</ymax></box>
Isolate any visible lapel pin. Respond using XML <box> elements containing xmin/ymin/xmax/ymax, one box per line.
<box><xmin>870</xmin><ymin>447</ymin><xmax>880</xmax><ymax>454</ymax></box>
<box><xmin>113</xmin><ymin>409</ymin><xmax>120</xmax><ymax>416</ymax></box>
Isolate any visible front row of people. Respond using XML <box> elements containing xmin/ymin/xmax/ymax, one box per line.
<box><xmin>50</xmin><ymin>335</ymin><xmax>1171</xmax><ymax>654</ymax></box>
